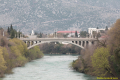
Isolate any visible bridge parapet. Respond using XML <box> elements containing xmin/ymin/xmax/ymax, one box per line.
<box><xmin>20</xmin><ymin>38</ymin><xmax>97</xmax><ymax>41</ymax></box>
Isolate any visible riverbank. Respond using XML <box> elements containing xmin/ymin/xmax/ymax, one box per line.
<box><xmin>48</xmin><ymin>53</ymin><xmax>79</xmax><ymax>55</ymax></box>
<box><xmin>0</xmin><ymin>37</ymin><xmax>44</xmax><ymax>78</ymax></box>
<box><xmin>72</xmin><ymin>19</ymin><xmax>120</xmax><ymax>79</ymax></box>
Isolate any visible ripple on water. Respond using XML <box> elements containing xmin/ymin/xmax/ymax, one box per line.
<box><xmin>2</xmin><ymin>55</ymin><xmax>95</xmax><ymax>80</ymax></box>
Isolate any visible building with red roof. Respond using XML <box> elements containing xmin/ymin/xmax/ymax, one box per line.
<box><xmin>56</xmin><ymin>31</ymin><xmax>80</xmax><ymax>38</ymax></box>
<box><xmin>57</xmin><ymin>31</ymin><xmax>79</xmax><ymax>33</ymax></box>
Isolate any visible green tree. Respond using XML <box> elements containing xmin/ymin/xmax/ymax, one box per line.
<box><xmin>0</xmin><ymin>48</ymin><xmax>7</xmax><ymax>76</ymax></box>
<box><xmin>9</xmin><ymin>38</ymin><xmax>28</xmax><ymax>67</ymax></box>
<box><xmin>91</xmin><ymin>47</ymin><xmax>112</xmax><ymax>77</ymax></box>
<box><xmin>7</xmin><ymin>27</ymin><xmax>10</xmax><ymax>34</ymax></box>
<box><xmin>10</xmin><ymin>30</ymin><xmax>15</xmax><ymax>39</ymax></box>
<box><xmin>37</xmin><ymin>32</ymin><xmax>42</xmax><ymax>38</ymax></box>
<box><xmin>27</xmin><ymin>46</ymin><xmax>44</xmax><ymax>61</ymax></box>
<box><xmin>105</xmin><ymin>26</ymin><xmax>108</xmax><ymax>31</ymax></box>
<box><xmin>10</xmin><ymin>24</ymin><xmax>13</xmax><ymax>33</ymax></box>
<box><xmin>108</xmin><ymin>19</ymin><xmax>120</xmax><ymax>66</ymax></box>
<box><xmin>75</xmin><ymin>31</ymin><xmax>78</xmax><ymax>37</ymax></box>
<box><xmin>63</xmin><ymin>33</ymin><xmax>69</xmax><ymax>38</ymax></box>
<box><xmin>34</xmin><ymin>32</ymin><xmax>38</xmax><ymax>35</ymax></box>
<box><xmin>80</xmin><ymin>31</ymin><xmax>88</xmax><ymax>38</ymax></box>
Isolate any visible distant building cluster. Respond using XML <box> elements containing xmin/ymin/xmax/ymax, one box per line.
<box><xmin>27</xmin><ymin>26</ymin><xmax>110</xmax><ymax>39</ymax></box>
<box><xmin>57</xmin><ymin>31</ymin><xmax>80</xmax><ymax>37</ymax></box>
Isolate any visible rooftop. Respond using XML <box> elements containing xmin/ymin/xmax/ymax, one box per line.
<box><xmin>57</xmin><ymin>31</ymin><xmax>79</xmax><ymax>33</ymax></box>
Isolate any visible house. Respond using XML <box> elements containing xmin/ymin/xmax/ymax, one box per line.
<box><xmin>57</xmin><ymin>31</ymin><xmax>80</xmax><ymax>37</ymax></box>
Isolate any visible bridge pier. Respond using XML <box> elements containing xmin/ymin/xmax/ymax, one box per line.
<box><xmin>72</xmin><ymin>41</ymin><xmax>74</xmax><ymax>43</ymax></box>
<box><xmin>77</xmin><ymin>41</ymin><xmax>79</xmax><ymax>45</ymax></box>
<box><xmin>84</xmin><ymin>41</ymin><xmax>86</xmax><ymax>47</ymax></box>
<box><xmin>81</xmin><ymin>41</ymin><xmax>83</xmax><ymax>47</ymax></box>
<box><xmin>89</xmin><ymin>41</ymin><xmax>92</xmax><ymax>46</ymax></box>
<box><xmin>37</xmin><ymin>41</ymin><xmax>39</xmax><ymax>43</ymax></box>
<box><xmin>33</xmin><ymin>41</ymin><xmax>35</xmax><ymax>45</ymax></box>
<box><xmin>55</xmin><ymin>42</ymin><xmax>56</xmax><ymax>44</ymax></box>
<box><xmin>17</xmin><ymin>33</ymin><xmax>19</xmax><ymax>38</ymax></box>
<box><xmin>30</xmin><ymin>41</ymin><xmax>32</xmax><ymax>46</ymax></box>
<box><xmin>20</xmin><ymin>34</ymin><xmax>21</xmax><ymax>38</ymax></box>
<box><xmin>26</xmin><ymin>41</ymin><xmax>28</xmax><ymax>45</ymax></box>
<box><xmin>79</xmin><ymin>41</ymin><xmax>81</xmax><ymax>45</ymax></box>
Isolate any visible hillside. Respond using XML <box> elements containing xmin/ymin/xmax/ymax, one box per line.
<box><xmin>0</xmin><ymin>0</ymin><xmax>120</xmax><ymax>33</ymax></box>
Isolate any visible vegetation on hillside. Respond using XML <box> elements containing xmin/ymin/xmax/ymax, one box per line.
<box><xmin>72</xmin><ymin>19</ymin><xmax>120</xmax><ymax>78</ymax></box>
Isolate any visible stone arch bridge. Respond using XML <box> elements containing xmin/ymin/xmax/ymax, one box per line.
<box><xmin>20</xmin><ymin>38</ymin><xmax>97</xmax><ymax>49</ymax></box>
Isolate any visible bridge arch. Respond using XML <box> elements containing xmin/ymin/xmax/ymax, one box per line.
<box><xmin>20</xmin><ymin>38</ymin><xmax>97</xmax><ymax>50</ymax></box>
<box><xmin>24</xmin><ymin>41</ymin><xmax>95</xmax><ymax>50</ymax></box>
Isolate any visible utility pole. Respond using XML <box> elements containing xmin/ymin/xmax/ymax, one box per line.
<box><xmin>56</xmin><ymin>28</ymin><xmax>57</xmax><ymax>38</ymax></box>
<box><xmin>54</xmin><ymin>29</ymin><xmax>55</xmax><ymax>38</ymax></box>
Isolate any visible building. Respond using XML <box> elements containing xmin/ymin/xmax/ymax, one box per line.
<box><xmin>88</xmin><ymin>28</ymin><xmax>105</xmax><ymax>35</ymax></box>
<box><xmin>57</xmin><ymin>31</ymin><xmax>80</xmax><ymax>37</ymax></box>
<box><xmin>31</xmin><ymin>30</ymin><xmax>34</xmax><ymax>36</ymax></box>
<box><xmin>27</xmin><ymin>30</ymin><xmax>37</xmax><ymax>39</ymax></box>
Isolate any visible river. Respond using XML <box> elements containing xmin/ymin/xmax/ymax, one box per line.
<box><xmin>2</xmin><ymin>55</ymin><xmax>96</xmax><ymax>80</ymax></box>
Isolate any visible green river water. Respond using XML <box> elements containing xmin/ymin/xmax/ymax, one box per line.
<box><xmin>2</xmin><ymin>55</ymin><xmax>96</xmax><ymax>80</ymax></box>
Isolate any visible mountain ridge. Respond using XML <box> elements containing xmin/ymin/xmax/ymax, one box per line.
<box><xmin>0</xmin><ymin>0</ymin><xmax>120</xmax><ymax>34</ymax></box>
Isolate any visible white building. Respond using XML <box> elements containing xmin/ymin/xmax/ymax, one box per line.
<box><xmin>88</xmin><ymin>28</ymin><xmax>105</xmax><ymax>35</ymax></box>
<box><xmin>27</xmin><ymin>30</ymin><xmax>37</xmax><ymax>39</ymax></box>
<box><xmin>31</xmin><ymin>30</ymin><xmax>34</xmax><ymax>36</ymax></box>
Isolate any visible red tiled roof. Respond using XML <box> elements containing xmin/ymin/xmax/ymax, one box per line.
<box><xmin>57</xmin><ymin>31</ymin><xmax>79</xmax><ymax>33</ymax></box>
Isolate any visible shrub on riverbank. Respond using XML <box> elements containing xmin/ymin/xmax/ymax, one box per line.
<box><xmin>27</xmin><ymin>46</ymin><xmax>44</xmax><ymax>61</ymax></box>
<box><xmin>0</xmin><ymin>36</ymin><xmax>44</xmax><ymax>77</ymax></box>
<box><xmin>9</xmin><ymin>38</ymin><xmax>28</xmax><ymax>67</ymax></box>
<box><xmin>72</xmin><ymin>19</ymin><xmax>120</xmax><ymax>78</ymax></box>
<box><xmin>91</xmin><ymin>47</ymin><xmax>112</xmax><ymax>77</ymax></box>
<box><xmin>0</xmin><ymin>47</ymin><xmax>7</xmax><ymax>77</ymax></box>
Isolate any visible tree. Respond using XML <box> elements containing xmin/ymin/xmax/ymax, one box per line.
<box><xmin>10</xmin><ymin>30</ymin><xmax>15</xmax><ymax>39</ymax></box>
<box><xmin>108</xmin><ymin>19</ymin><xmax>120</xmax><ymax>75</ymax></box>
<box><xmin>10</xmin><ymin>24</ymin><xmax>13</xmax><ymax>33</ymax></box>
<box><xmin>40</xmin><ymin>32</ymin><xmax>43</xmax><ymax>38</ymax></box>
<box><xmin>63</xmin><ymin>33</ymin><xmax>69</xmax><ymax>38</ymax></box>
<box><xmin>0</xmin><ymin>48</ymin><xmax>7</xmax><ymax>75</ymax></box>
<box><xmin>7</xmin><ymin>27</ymin><xmax>10</xmax><ymax>34</ymax></box>
<box><xmin>108</xmin><ymin>19</ymin><xmax>120</xmax><ymax>51</ymax></box>
<box><xmin>37</xmin><ymin>32</ymin><xmax>42</xmax><ymax>38</ymax></box>
<box><xmin>34</xmin><ymin>32</ymin><xmax>38</xmax><ymax>35</ymax></box>
<box><xmin>105</xmin><ymin>26</ymin><xmax>108</xmax><ymax>31</ymax></box>
<box><xmin>75</xmin><ymin>31</ymin><xmax>78</xmax><ymax>38</ymax></box>
<box><xmin>27</xmin><ymin>46</ymin><xmax>44</xmax><ymax>60</ymax></box>
<box><xmin>91</xmin><ymin>47</ymin><xmax>112</xmax><ymax>77</ymax></box>
<box><xmin>80</xmin><ymin>31</ymin><xmax>88</xmax><ymax>38</ymax></box>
